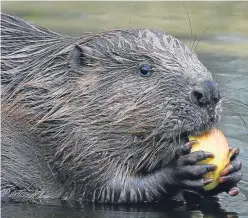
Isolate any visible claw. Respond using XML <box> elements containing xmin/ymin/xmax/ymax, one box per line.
<box><xmin>219</xmin><ymin>175</ymin><xmax>233</xmax><ymax>183</ymax></box>
<box><xmin>228</xmin><ymin>187</ymin><xmax>239</xmax><ymax>196</ymax></box>
<box><xmin>207</xmin><ymin>164</ymin><xmax>218</xmax><ymax>172</ymax></box>
<box><xmin>228</xmin><ymin>147</ymin><xmax>240</xmax><ymax>161</ymax></box>
<box><xmin>176</xmin><ymin>141</ymin><xmax>197</xmax><ymax>156</ymax></box>
<box><xmin>203</xmin><ymin>178</ymin><xmax>214</xmax><ymax>186</ymax></box>
<box><xmin>220</xmin><ymin>159</ymin><xmax>242</xmax><ymax>177</ymax></box>
<box><xmin>220</xmin><ymin>164</ymin><xmax>234</xmax><ymax>177</ymax></box>
<box><xmin>219</xmin><ymin>171</ymin><xmax>242</xmax><ymax>184</ymax></box>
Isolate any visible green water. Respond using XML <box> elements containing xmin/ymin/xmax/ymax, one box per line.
<box><xmin>2</xmin><ymin>1</ymin><xmax>248</xmax><ymax>56</ymax></box>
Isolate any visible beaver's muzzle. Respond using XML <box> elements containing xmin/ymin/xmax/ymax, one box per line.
<box><xmin>191</xmin><ymin>80</ymin><xmax>220</xmax><ymax>107</ymax></box>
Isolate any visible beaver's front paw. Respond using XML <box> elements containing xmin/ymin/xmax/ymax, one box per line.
<box><xmin>215</xmin><ymin>147</ymin><xmax>243</xmax><ymax>196</ymax></box>
<box><xmin>169</xmin><ymin>141</ymin><xmax>217</xmax><ymax>189</ymax></box>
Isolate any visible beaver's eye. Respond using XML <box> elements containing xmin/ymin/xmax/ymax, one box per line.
<box><xmin>139</xmin><ymin>65</ymin><xmax>152</xmax><ymax>77</ymax></box>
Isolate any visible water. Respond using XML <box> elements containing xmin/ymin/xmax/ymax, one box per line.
<box><xmin>1</xmin><ymin>2</ymin><xmax>248</xmax><ymax>218</ymax></box>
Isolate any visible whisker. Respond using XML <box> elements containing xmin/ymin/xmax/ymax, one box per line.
<box><xmin>191</xmin><ymin>35</ymin><xmax>197</xmax><ymax>51</ymax></box>
<box><xmin>183</xmin><ymin>4</ymin><xmax>193</xmax><ymax>48</ymax></box>
<box><xmin>220</xmin><ymin>87</ymin><xmax>247</xmax><ymax>93</ymax></box>
<box><xmin>224</xmin><ymin>101</ymin><xmax>248</xmax><ymax>112</ymax></box>
<box><xmin>225</xmin><ymin>98</ymin><xmax>248</xmax><ymax>108</ymax></box>
<box><xmin>194</xmin><ymin>24</ymin><xmax>213</xmax><ymax>51</ymax></box>
<box><xmin>218</xmin><ymin>75</ymin><xmax>248</xmax><ymax>88</ymax></box>
<box><xmin>223</xmin><ymin>96</ymin><xmax>248</xmax><ymax>111</ymax></box>
<box><xmin>225</xmin><ymin>106</ymin><xmax>248</xmax><ymax>134</ymax></box>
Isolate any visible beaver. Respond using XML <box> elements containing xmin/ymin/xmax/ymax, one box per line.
<box><xmin>1</xmin><ymin>13</ymin><xmax>242</xmax><ymax>203</ymax></box>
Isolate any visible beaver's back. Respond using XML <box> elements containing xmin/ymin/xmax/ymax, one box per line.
<box><xmin>0</xmin><ymin>13</ymin><xmax>78</xmax><ymax>95</ymax></box>
<box><xmin>1</xmin><ymin>13</ymin><xmax>75</xmax><ymax>76</ymax></box>
<box><xmin>1</xmin><ymin>13</ymin><xmax>61</xmax><ymax>55</ymax></box>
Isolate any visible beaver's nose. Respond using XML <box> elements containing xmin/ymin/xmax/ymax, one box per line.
<box><xmin>191</xmin><ymin>80</ymin><xmax>220</xmax><ymax>107</ymax></box>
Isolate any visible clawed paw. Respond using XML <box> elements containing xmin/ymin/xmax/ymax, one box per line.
<box><xmin>217</xmin><ymin>147</ymin><xmax>243</xmax><ymax>196</ymax></box>
<box><xmin>172</xmin><ymin>142</ymin><xmax>217</xmax><ymax>189</ymax></box>
<box><xmin>174</xmin><ymin>143</ymin><xmax>243</xmax><ymax>197</ymax></box>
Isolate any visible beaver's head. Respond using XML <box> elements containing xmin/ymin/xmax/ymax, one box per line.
<box><xmin>65</xmin><ymin>29</ymin><xmax>222</xmax><ymax>175</ymax></box>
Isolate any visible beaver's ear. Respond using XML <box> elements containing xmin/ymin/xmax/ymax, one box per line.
<box><xmin>68</xmin><ymin>45</ymin><xmax>87</xmax><ymax>75</ymax></box>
